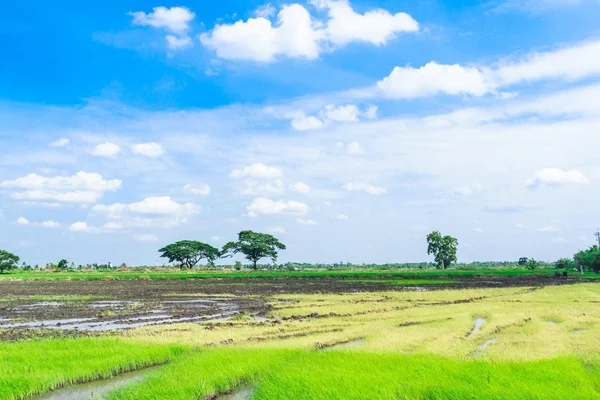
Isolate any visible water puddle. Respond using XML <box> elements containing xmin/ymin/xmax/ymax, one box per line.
<box><xmin>467</xmin><ymin>318</ymin><xmax>487</xmax><ymax>337</ymax></box>
<box><xmin>0</xmin><ymin>318</ymin><xmax>94</xmax><ymax>329</ymax></box>
<box><xmin>323</xmin><ymin>339</ymin><xmax>366</xmax><ymax>351</ymax></box>
<box><xmin>405</xmin><ymin>287</ymin><xmax>427</xmax><ymax>292</ymax></box>
<box><xmin>547</xmin><ymin>320</ymin><xmax>558</xmax><ymax>326</ymax></box>
<box><xmin>31</xmin><ymin>368</ymin><xmax>149</xmax><ymax>400</ymax></box>
<box><xmin>215</xmin><ymin>384</ymin><xmax>254</xmax><ymax>400</ymax></box>
<box><xmin>28</xmin><ymin>302</ymin><xmax>64</xmax><ymax>307</ymax></box>
<box><xmin>473</xmin><ymin>338</ymin><xmax>497</xmax><ymax>357</ymax></box>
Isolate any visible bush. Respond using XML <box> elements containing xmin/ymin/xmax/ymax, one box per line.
<box><xmin>554</xmin><ymin>258</ymin><xmax>574</xmax><ymax>269</ymax></box>
<box><xmin>526</xmin><ymin>258</ymin><xmax>539</xmax><ymax>270</ymax></box>
<box><xmin>574</xmin><ymin>245</ymin><xmax>600</xmax><ymax>273</ymax></box>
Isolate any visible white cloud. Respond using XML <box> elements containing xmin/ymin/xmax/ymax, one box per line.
<box><xmin>345</xmin><ymin>141</ymin><xmax>365</xmax><ymax>155</ymax></box>
<box><xmin>269</xmin><ymin>226</ymin><xmax>286</xmax><ymax>234</ymax></box>
<box><xmin>247</xmin><ymin>197</ymin><xmax>309</xmax><ymax>217</ymax></box>
<box><xmin>200</xmin><ymin>4</ymin><xmax>321</xmax><ymax>62</ymax></box>
<box><xmin>39</xmin><ymin>220</ymin><xmax>59</xmax><ymax>228</ymax></box>
<box><xmin>291</xmin><ymin>182</ymin><xmax>311</xmax><ymax>194</ymax></box>
<box><xmin>166</xmin><ymin>35</ymin><xmax>192</xmax><ymax>50</ymax></box>
<box><xmin>201</xmin><ymin>1</ymin><xmax>418</xmax><ymax>62</ymax></box>
<box><xmin>103</xmin><ymin>222</ymin><xmax>123</xmax><ymax>230</ymax></box>
<box><xmin>538</xmin><ymin>225</ymin><xmax>559</xmax><ymax>232</ymax></box>
<box><xmin>91</xmin><ymin>142</ymin><xmax>121</xmax><ymax>158</ymax></box>
<box><xmin>552</xmin><ymin>236</ymin><xmax>567</xmax><ymax>243</ymax></box>
<box><xmin>297</xmin><ymin>218</ymin><xmax>317</xmax><ymax>225</ymax></box>
<box><xmin>313</xmin><ymin>0</ymin><xmax>419</xmax><ymax>46</ymax></box>
<box><xmin>291</xmin><ymin>114</ymin><xmax>325</xmax><ymax>131</ymax></box>
<box><xmin>184</xmin><ymin>183</ymin><xmax>211</xmax><ymax>196</ymax></box>
<box><xmin>129</xmin><ymin>6</ymin><xmax>194</xmax><ymax>33</ymax></box>
<box><xmin>254</xmin><ymin>3</ymin><xmax>276</xmax><ymax>18</ymax></box>
<box><xmin>474</xmin><ymin>227</ymin><xmax>485</xmax><ymax>233</ymax></box>
<box><xmin>93</xmin><ymin>196</ymin><xmax>200</xmax><ymax>228</ymax></box>
<box><xmin>230</xmin><ymin>163</ymin><xmax>283</xmax><ymax>179</ymax></box>
<box><xmin>210</xmin><ymin>235</ymin><xmax>221</xmax><ymax>242</ymax></box>
<box><xmin>0</xmin><ymin>171</ymin><xmax>122</xmax><ymax>204</ymax></box>
<box><xmin>135</xmin><ymin>234</ymin><xmax>158</xmax><ymax>242</ymax></box>
<box><xmin>131</xmin><ymin>142</ymin><xmax>165</xmax><ymax>157</ymax></box>
<box><xmin>377</xmin><ymin>62</ymin><xmax>491</xmax><ymax>99</ymax></box>
<box><xmin>526</xmin><ymin>168</ymin><xmax>589</xmax><ymax>188</ymax></box>
<box><xmin>363</xmin><ymin>105</ymin><xmax>378</xmax><ymax>120</ymax></box>
<box><xmin>343</xmin><ymin>181</ymin><xmax>388</xmax><ymax>195</ymax></box>
<box><xmin>336</xmin><ymin>213</ymin><xmax>349</xmax><ymax>220</ymax></box>
<box><xmin>514</xmin><ymin>224</ymin><xmax>525</xmax><ymax>229</ymax></box>
<box><xmin>16</xmin><ymin>217</ymin><xmax>30</xmax><ymax>225</ymax></box>
<box><xmin>69</xmin><ymin>221</ymin><xmax>89</xmax><ymax>232</ymax></box>
<box><xmin>49</xmin><ymin>138</ymin><xmax>69</xmax><ymax>147</ymax></box>
<box><xmin>238</xmin><ymin>179</ymin><xmax>284</xmax><ymax>196</ymax></box>
<box><xmin>321</xmin><ymin>104</ymin><xmax>359</xmax><ymax>122</ymax></box>
<box><xmin>452</xmin><ymin>182</ymin><xmax>483</xmax><ymax>196</ymax></box>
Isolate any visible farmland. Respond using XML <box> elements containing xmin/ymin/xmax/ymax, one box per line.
<box><xmin>0</xmin><ymin>271</ymin><xmax>599</xmax><ymax>399</ymax></box>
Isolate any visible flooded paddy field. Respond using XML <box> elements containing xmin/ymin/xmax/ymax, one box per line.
<box><xmin>1</xmin><ymin>275</ymin><xmax>599</xmax><ymax>399</ymax></box>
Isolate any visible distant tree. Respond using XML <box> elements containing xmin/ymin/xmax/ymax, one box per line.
<box><xmin>234</xmin><ymin>261</ymin><xmax>243</xmax><ymax>271</ymax></box>
<box><xmin>526</xmin><ymin>258</ymin><xmax>539</xmax><ymax>270</ymax></box>
<box><xmin>574</xmin><ymin>245</ymin><xmax>600</xmax><ymax>273</ymax></box>
<box><xmin>158</xmin><ymin>240</ymin><xmax>220</xmax><ymax>269</ymax></box>
<box><xmin>221</xmin><ymin>230</ymin><xmax>286</xmax><ymax>270</ymax></box>
<box><xmin>554</xmin><ymin>258</ymin><xmax>574</xmax><ymax>270</ymax></box>
<box><xmin>518</xmin><ymin>257</ymin><xmax>529</xmax><ymax>266</ymax></box>
<box><xmin>56</xmin><ymin>259</ymin><xmax>69</xmax><ymax>271</ymax></box>
<box><xmin>0</xmin><ymin>249</ymin><xmax>20</xmax><ymax>274</ymax></box>
<box><xmin>426</xmin><ymin>231</ymin><xmax>458</xmax><ymax>269</ymax></box>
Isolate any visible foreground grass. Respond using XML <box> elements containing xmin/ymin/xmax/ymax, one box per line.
<box><xmin>0</xmin><ymin>338</ymin><xmax>184</xmax><ymax>400</ymax></box>
<box><xmin>1</xmin><ymin>268</ymin><xmax>598</xmax><ymax>280</ymax></box>
<box><xmin>104</xmin><ymin>348</ymin><xmax>600</xmax><ymax>399</ymax></box>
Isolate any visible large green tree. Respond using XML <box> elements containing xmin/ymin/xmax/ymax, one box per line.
<box><xmin>158</xmin><ymin>240</ymin><xmax>220</xmax><ymax>269</ymax></box>
<box><xmin>426</xmin><ymin>231</ymin><xmax>458</xmax><ymax>269</ymax></box>
<box><xmin>221</xmin><ymin>230</ymin><xmax>286</xmax><ymax>270</ymax></box>
<box><xmin>0</xmin><ymin>249</ymin><xmax>20</xmax><ymax>274</ymax></box>
<box><xmin>574</xmin><ymin>245</ymin><xmax>600</xmax><ymax>273</ymax></box>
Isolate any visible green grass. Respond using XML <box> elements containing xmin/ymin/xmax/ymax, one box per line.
<box><xmin>107</xmin><ymin>348</ymin><xmax>298</xmax><ymax>400</ymax></box>
<box><xmin>0</xmin><ymin>337</ymin><xmax>185</xmax><ymax>400</ymax></box>
<box><xmin>1</xmin><ymin>268</ymin><xmax>597</xmax><ymax>281</ymax></box>
<box><xmin>104</xmin><ymin>348</ymin><xmax>600</xmax><ymax>399</ymax></box>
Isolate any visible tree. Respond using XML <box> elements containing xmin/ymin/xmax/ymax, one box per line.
<box><xmin>426</xmin><ymin>231</ymin><xmax>458</xmax><ymax>269</ymax></box>
<box><xmin>574</xmin><ymin>245</ymin><xmax>600</xmax><ymax>273</ymax></box>
<box><xmin>221</xmin><ymin>230</ymin><xmax>286</xmax><ymax>270</ymax></box>
<box><xmin>518</xmin><ymin>257</ymin><xmax>529</xmax><ymax>266</ymax></box>
<box><xmin>526</xmin><ymin>258</ymin><xmax>539</xmax><ymax>270</ymax></box>
<box><xmin>554</xmin><ymin>258</ymin><xmax>574</xmax><ymax>270</ymax></box>
<box><xmin>56</xmin><ymin>259</ymin><xmax>69</xmax><ymax>271</ymax></box>
<box><xmin>0</xmin><ymin>249</ymin><xmax>20</xmax><ymax>274</ymax></box>
<box><xmin>158</xmin><ymin>240</ymin><xmax>220</xmax><ymax>269</ymax></box>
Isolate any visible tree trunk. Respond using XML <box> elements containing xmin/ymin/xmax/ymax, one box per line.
<box><xmin>252</xmin><ymin>260</ymin><xmax>258</xmax><ymax>270</ymax></box>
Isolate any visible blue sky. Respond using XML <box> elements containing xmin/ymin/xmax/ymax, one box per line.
<box><xmin>1</xmin><ymin>0</ymin><xmax>600</xmax><ymax>266</ymax></box>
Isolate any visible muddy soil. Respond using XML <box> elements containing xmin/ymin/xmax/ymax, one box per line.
<box><xmin>0</xmin><ymin>275</ymin><xmax>590</xmax><ymax>341</ymax></box>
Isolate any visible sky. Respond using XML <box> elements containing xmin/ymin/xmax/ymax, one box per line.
<box><xmin>1</xmin><ymin>0</ymin><xmax>600</xmax><ymax>266</ymax></box>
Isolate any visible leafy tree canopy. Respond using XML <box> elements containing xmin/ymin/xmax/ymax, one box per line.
<box><xmin>554</xmin><ymin>258</ymin><xmax>574</xmax><ymax>269</ymax></box>
<box><xmin>158</xmin><ymin>240</ymin><xmax>220</xmax><ymax>269</ymax></box>
<box><xmin>574</xmin><ymin>245</ymin><xmax>600</xmax><ymax>273</ymax></box>
<box><xmin>426</xmin><ymin>231</ymin><xmax>458</xmax><ymax>269</ymax></box>
<box><xmin>221</xmin><ymin>230</ymin><xmax>286</xmax><ymax>269</ymax></box>
<box><xmin>0</xmin><ymin>249</ymin><xmax>20</xmax><ymax>274</ymax></box>
<box><xmin>518</xmin><ymin>257</ymin><xmax>529</xmax><ymax>266</ymax></box>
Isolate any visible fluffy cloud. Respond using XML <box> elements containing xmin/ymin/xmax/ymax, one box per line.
<box><xmin>230</xmin><ymin>163</ymin><xmax>284</xmax><ymax>196</ymax></box>
<box><xmin>129</xmin><ymin>6</ymin><xmax>194</xmax><ymax>33</ymax></box>
<box><xmin>313</xmin><ymin>0</ymin><xmax>419</xmax><ymax>46</ymax></box>
<box><xmin>345</xmin><ymin>141</ymin><xmax>365</xmax><ymax>155</ymax></box>
<box><xmin>93</xmin><ymin>196</ymin><xmax>200</xmax><ymax>228</ymax></box>
<box><xmin>131</xmin><ymin>142</ymin><xmax>165</xmax><ymax>157</ymax></box>
<box><xmin>291</xmin><ymin>182</ymin><xmax>311</xmax><ymax>193</ymax></box>
<box><xmin>230</xmin><ymin>163</ymin><xmax>282</xmax><ymax>179</ymax></box>
<box><xmin>246</xmin><ymin>197</ymin><xmax>309</xmax><ymax>217</ymax></box>
<box><xmin>537</xmin><ymin>225</ymin><xmax>559</xmax><ymax>232</ymax></box>
<box><xmin>474</xmin><ymin>227</ymin><xmax>485</xmax><ymax>233</ymax></box>
<box><xmin>320</xmin><ymin>104</ymin><xmax>359</xmax><ymax>122</ymax></box>
<box><xmin>166</xmin><ymin>35</ymin><xmax>192</xmax><ymax>50</ymax></box>
<box><xmin>91</xmin><ymin>142</ymin><xmax>121</xmax><ymax>157</ymax></box>
<box><xmin>291</xmin><ymin>114</ymin><xmax>325</xmax><ymax>131</ymax></box>
<box><xmin>377</xmin><ymin>62</ymin><xmax>491</xmax><ymax>99</ymax></box>
<box><xmin>200</xmin><ymin>1</ymin><xmax>418</xmax><ymax>62</ymax></box>
<box><xmin>452</xmin><ymin>182</ymin><xmax>483</xmax><ymax>196</ymax></box>
<box><xmin>200</xmin><ymin>4</ymin><xmax>321</xmax><ymax>62</ymax></box>
<box><xmin>16</xmin><ymin>217</ymin><xmax>30</xmax><ymax>225</ymax></box>
<box><xmin>49</xmin><ymin>138</ymin><xmax>69</xmax><ymax>147</ymax></box>
<box><xmin>0</xmin><ymin>171</ymin><xmax>122</xmax><ymax>203</ymax></box>
<box><xmin>69</xmin><ymin>221</ymin><xmax>89</xmax><ymax>232</ymax></box>
<box><xmin>336</xmin><ymin>213</ymin><xmax>349</xmax><ymax>220</ymax></box>
<box><xmin>184</xmin><ymin>183</ymin><xmax>211</xmax><ymax>196</ymax></box>
<box><xmin>103</xmin><ymin>222</ymin><xmax>123</xmax><ymax>230</ymax></box>
<box><xmin>526</xmin><ymin>168</ymin><xmax>589</xmax><ymax>188</ymax></box>
<box><xmin>254</xmin><ymin>3</ymin><xmax>276</xmax><ymax>18</ymax></box>
<box><xmin>343</xmin><ymin>181</ymin><xmax>388</xmax><ymax>195</ymax></box>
